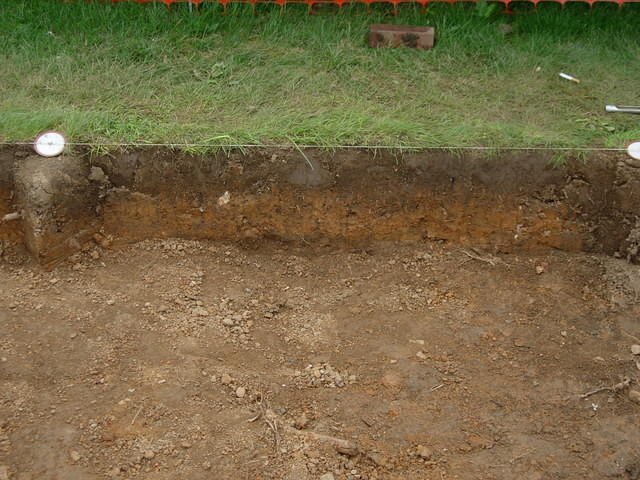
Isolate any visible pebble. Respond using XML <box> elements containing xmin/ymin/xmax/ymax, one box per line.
<box><xmin>222</xmin><ymin>318</ymin><xmax>235</xmax><ymax>326</ymax></box>
<box><xmin>181</xmin><ymin>441</ymin><xmax>192</xmax><ymax>449</ymax></box>
<box><xmin>320</xmin><ymin>473</ymin><xmax>335</xmax><ymax>480</ymax></box>
<box><xmin>631</xmin><ymin>345</ymin><xmax>640</xmax><ymax>355</ymax></box>
<box><xmin>193</xmin><ymin>307</ymin><xmax>209</xmax><ymax>317</ymax></box>
<box><xmin>143</xmin><ymin>450</ymin><xmax>155</xmax><ymax>459</ymax></box>
<box><xmin>416</xmin><ymin>445</ymin><xmax>432</xmax><ymax>460</ymax></box>
<box><xmin>69</xmin><ymin>450</ymin><xmax>81</xmax><ymax>462</ymax></box>
<box><xmin>535</xmin><ymin>265</ymin><xmax>545</xmax><ymax>275</ymax></box>
<box><xmin>202</xmin><ymin>461</ymin><xmax>212</xmax><ymax>470</ymax></box>
<box><xmin>221</xmin><ymin>374</ymin><xmax>232</xmax><ymax>385</ymax></box>
<box><xmin>416</xmin><ymin>351</ymin><xmax>427</xmax><ymax>360</ymax></box>
<box><xmin>629</xmin><ymin>390</ymin><xmax>640</xmax><ymax>404</ymax></box>
<box><xmin>235</xmin><ymin>386</ymin><xmax>246</xmax><ymax>398</ymax></box>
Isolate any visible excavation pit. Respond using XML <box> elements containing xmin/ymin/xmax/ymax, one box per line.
<box><xmin>2</xmin><ymin>148</ymin><xmax>640</xmax><ymax>479</ymax></box>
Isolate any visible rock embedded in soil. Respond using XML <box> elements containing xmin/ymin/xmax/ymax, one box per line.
<box><xmin>631</xmin><ymin>345</ymin><xmax>640</xmax><ymax>355</ymax></box>
<box><xmin>235</xmin><ymin>386</ymin><xmax>246</xmax><ymax>398</ymax></box>
<box><xmin>416</xmin><ymin>445</ymin><xmax>433</xmax><ymax>460</ymax></box>
<box><xmin>629</xmin><ymin>390</ymin><xmax>640</xmax><ymax>404</ymax></box>
<box><xmin>221</xmin><ymin>373</ymin><xmax>232</xmax><ymax>385</ymax></box>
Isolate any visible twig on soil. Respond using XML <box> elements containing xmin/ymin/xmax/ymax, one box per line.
<box><xmin>510</xmin><ymin>448</ymin><xmax>534</xmax><ymax>464</ymax></box>
<box><xmin>461</xmin><ymin>249</ymin><xmax>496</xmax><ymax>266</ymax></box>
<box><xmin>430</xmin><ymin>383</ymin><xmax>445</xmax><ymax>392</ymax></box>
<box><xmin>264</xmin><ymin>412</ymin><xmax>280</xmax><ymax>451</ymax></box>
<box><xmin>256</xmin><ymin>391</ymin><xmax>280</xmax><ymax>451</ymax></box>
<box><xmin>306</xmin><ymin>431</ymin><xmax>359</xmax><ymax>456</ymax></box>
<box><xmin>131</xmin><ymin>406</ymin><xmax>143</xmax><ymax>426</ymax></box>
<box><xmin>622</xmin><ymin>329</ymin><xmax>640</xmax><ymax>344</ymax></box>
<box><xmin>569</xmin><ymin>377</ymin><xmax>631</xmax><ymax>400</ymax></box>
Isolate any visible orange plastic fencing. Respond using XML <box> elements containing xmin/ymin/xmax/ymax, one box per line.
<box><xmin>99</xmin><ymin>0</ymin><xmax>640</xmax><ymax>9</ymax></box>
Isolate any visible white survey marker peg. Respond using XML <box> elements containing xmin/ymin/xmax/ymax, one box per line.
<box><xmin>628</xmin><ymin>142</ymin><xmax>640</xmax><ymax>161</ymax></box>
<box><xmin>33</xmin><ymin>131</ymin><xmax>66</xmax><ymax>157</ymax></box>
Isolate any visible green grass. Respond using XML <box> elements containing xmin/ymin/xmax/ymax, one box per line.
<box><xmin>0</xmin><ymin>0</ymin><xmax>639</xmax><ymax>149</ymax></box>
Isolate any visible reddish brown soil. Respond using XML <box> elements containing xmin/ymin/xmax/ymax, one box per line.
<box><xmin>2</xmin><ymin>238</ymin><xmax>640</xmax><ymax>480</ymax></box>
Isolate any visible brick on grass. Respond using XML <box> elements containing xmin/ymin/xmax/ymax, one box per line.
<box><xmin>368</xmin><ymin>24</ymin><xmax>435</xmax><ymax>50</ymax></box>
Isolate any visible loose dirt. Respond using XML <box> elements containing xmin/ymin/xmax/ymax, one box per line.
<box><xmin>2</xmin><ymin>237</ymin><xmax>640</xmax><ymax>480</ymax></box>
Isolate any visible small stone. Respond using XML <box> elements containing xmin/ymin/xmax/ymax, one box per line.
<box><xmin>181</xmin><ymin>441</ymin><xmax>192</xmax><ymax>449</ymax></box>
<box><xmin>320</xmin><ymin>473</ymin><xmax>335</xmax><ymax>480</ymax></box>
<box><xmin>69</xmin><ymin>450</ymin><xmax>81</xmax><ymax>462</ymax></box>
<box><xmin>222</xmin><ymin>318</ymin><xmax>235</xmax><ymax>326</ymax></box>
<box><xmin>367</xmin><ymin>452</ymin><xmax>389</xmax><ymax>467</ymax></box>
<box><xmin>631</xmin><ymin>345</ymin><xmax>640</xmax><ymax>355</ymax></box>
<box><xmin>221</xmin><ymin>374</ymin><xmax>232</xmax><ymax>385</ymax></box>
<box><xmin>629</xmin><ymin>390</ymin><xmax>640</xmax><ymax>404</ymax></box>
<box><xmin>416</xmin><ymin>445</ymin><xmax>432</xmax><ymax>460</ymax></box>
<box><xmin>416</xmin><ymin>351</ymin><xmax>427</xmax><ymax>360</ymax></box>
<box><xmin>535</xmin><ymin>265</ymin><xmax>544</xmax><ymax>275</ymax></box>
<box><xmin>202</xmin><ymin>461</ymin><xmax>212</xmax><ymax>470</ymax></box>
<box><xmin>235</xmin><ymin>386</ymin><xmax>246</xmax><ymax>398</ymax></box>
<box><xmin>193</xmin><ymin>307</ymin><xmax>209</xmax><ymax>317</ymax></box>
<box><xmin>143</xmin><ymin>450</ymin><xmax>155</xmax><ymax>459</ymax></box>
<box><xmin>560</xmin><ymin>331</ymin><xmax>567</xmax><ymax>337</ymax></box>
<box><xmin>293</xmin><ymin>413</ymin><xmax>310</xmax><ymax>430</ymax></box>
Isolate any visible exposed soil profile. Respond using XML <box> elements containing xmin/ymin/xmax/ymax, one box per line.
<box><xmin>2</xmin><ymin>148</ymin><xmax>640</xmax><ymax>480</ymax></box>
<box><xmin>1</xmin><ymin>147</ymin><xmax>640</xmax><ymax>265</ymax></box>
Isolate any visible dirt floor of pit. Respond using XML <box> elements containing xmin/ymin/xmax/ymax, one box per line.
<box><xmin>3</xmin><ymin>239</ymin><xmax>640</xmax><ymax>480</ymax></box>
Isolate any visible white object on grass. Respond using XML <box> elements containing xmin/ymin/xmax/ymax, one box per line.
<box><xmin>33</xmin><ymin>131</ymin><xmax>66</xmax><ymax>157</ymax></box>
<box><xmin>559</xmin><ymin>72</ymin><xmax>580</xmax><ymax>84</ymax></box>
<box><xmin>628</xmin><ymin>142</ymin><xmax>640</xmax><ymax>161</ymax></box>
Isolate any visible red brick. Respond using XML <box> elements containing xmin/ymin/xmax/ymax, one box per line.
<box><xmin>368</xmin><ymin>24</ymin><xmax>435</xmax><ymax>50</ymax></box>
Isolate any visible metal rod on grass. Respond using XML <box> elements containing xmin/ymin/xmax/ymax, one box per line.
<box><xmin>605</xmin><ymin>105</ymin><xmax>640</xmax><ymax>114</ymax></box>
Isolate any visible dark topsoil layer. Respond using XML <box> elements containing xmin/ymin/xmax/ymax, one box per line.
<box><xmin>1</xmin><ymin>147</ymin><xmax>639</xmax><ymax>265</ymax></box>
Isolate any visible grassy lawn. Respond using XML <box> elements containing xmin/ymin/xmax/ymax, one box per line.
<box><xmin>0</xmin><ymin>0</ymin><xmax>639</xmax><ymax>149</ymax></box>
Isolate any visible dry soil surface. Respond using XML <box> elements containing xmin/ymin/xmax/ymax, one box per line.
<box><xmin>2</xmin><ymin>239</ymin><xmax>640</xmax><ymax>480</ymax></box>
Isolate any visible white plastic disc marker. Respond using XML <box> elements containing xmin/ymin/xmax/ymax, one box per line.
<box><xmin>628</xmin><ymin>141</ymin><xmax>640</xmax><ymax>161</ymax></box>
<box><xmin>33</xmin><ymin>131</ymin><xmax>66</xmax><ymax>157</ymax></box>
